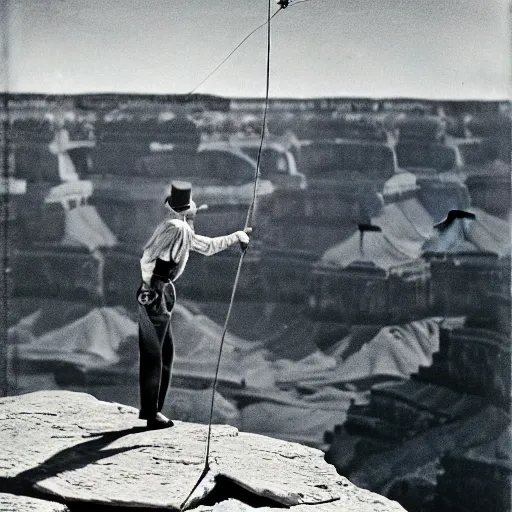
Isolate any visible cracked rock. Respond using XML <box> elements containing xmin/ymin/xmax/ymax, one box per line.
<box><xmin>0</xmin><ymin>391</ymin><xmax>404</xmax><ymax>511</ymax></box>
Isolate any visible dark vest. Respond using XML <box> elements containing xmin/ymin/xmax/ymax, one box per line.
<box><xmin>152</xmin><ymin>257</ymin><xmax>179</xmax><ymax>281</ymax></box>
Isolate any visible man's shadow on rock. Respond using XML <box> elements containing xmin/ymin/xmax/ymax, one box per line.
<box><xmin>0</xmin><ymin>426</ymin><xmax>149</xmax><ymax>501</ymax></box>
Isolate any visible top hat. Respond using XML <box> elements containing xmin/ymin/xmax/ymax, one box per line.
<box><xmin>166</xmin><ymin>181</ymin><xmax>192</xmax><ymax>212</ymax></box>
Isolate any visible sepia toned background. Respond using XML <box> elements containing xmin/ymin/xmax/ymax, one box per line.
<box><xmin>1</xmin><ymin>1</ymin><xmax>511</xmax><ymax>512</ymax></box>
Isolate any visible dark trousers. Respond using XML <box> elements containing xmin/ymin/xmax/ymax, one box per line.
<box><xmin>137</xmin><ymin>279</ymin><xmax>176</xmax><ymax>420</ymax></box>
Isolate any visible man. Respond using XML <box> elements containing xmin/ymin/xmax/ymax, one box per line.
<box><xmin>137</xmin><ymin>180</ymin><xmax>250</xmax><ymax>429</ymax></box>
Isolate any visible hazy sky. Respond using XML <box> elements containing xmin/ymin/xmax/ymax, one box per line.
<box><xmin>2</xmin><ymin>0</ymin><xmax>511</xmax><ymax>99</ymax></box>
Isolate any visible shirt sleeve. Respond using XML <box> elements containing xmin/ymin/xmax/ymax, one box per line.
<box><xmin>140</xmin><ymin>249</ymin><xmax>155</xmax><ymax>284</ymax></box>
<box><xmin>190</xmin><ymin>232</ymin><xmax>240</xmax><ymax>256</ymax></box>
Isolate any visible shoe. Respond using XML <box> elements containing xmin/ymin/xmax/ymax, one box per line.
<box><xmin>146</xmin><ymin>412</ymin><xmax>174</xmax><ymax>430</ymax></box>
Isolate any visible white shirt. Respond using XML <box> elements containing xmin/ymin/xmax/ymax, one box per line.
<box><xmin>140</xmin><ymin>217</ymin><xmax>240</xmax><ymax>284</ymax></box>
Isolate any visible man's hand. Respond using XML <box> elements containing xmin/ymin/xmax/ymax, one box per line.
<box><xmin>236</xmin><ymin>229</ymin><xmax>251</xmax><ymax>251</ymax></box>
<box><xmin>137</xmin><ymin>281</ymin><xmax>158</xmax><ymax>306</ymax></box>
<box><xmin>138</xmin><ymin>288</ymin><xmax>158</xmax><ymax>306</ymax></box>
<box><xmin>237</xmin><ymin>231</ymin><xmax>250</xmax><ymax>245</ymax></box>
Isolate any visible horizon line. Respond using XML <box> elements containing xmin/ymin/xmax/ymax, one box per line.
<box><xmin>1</xmin><ymin>91</ymin><xmax>510</xmax><ymax>103</ymax></box>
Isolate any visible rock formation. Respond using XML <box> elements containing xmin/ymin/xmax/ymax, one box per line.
<box><xmin>0</xmin><ymin>493</ymin><xmax>69</xmax><ymax>512</ymax></box>
<box><xmin>0</xmin><ymin>390</ymin><xmax>404</xmax><ymax>511</ymax></box>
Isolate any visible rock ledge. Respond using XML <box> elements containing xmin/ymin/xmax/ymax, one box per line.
<box><xmin>0</xmin><ymin>391</ymin><xmax>404</xmax><ymax>511</ymax></box>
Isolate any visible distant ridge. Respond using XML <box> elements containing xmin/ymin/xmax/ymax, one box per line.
<box><xmin>0</xmin><ymin>92</ymin><xmax>232</xmax><ymax>112</ymax></box>
<box><xmin>0</xmin><ymin>92</ymin><xmax>508</xmax><ymax>116</ymax></box>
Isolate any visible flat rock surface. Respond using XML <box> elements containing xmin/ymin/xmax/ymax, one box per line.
<box><xmin>0</xmin><ymin>492</ymin><xmax>69</xmax><ymax>511</ymax></box>
<box><xmin>0</xmin><ymin>391</ymin><xmax>404</xmax><ymax>511</ymax></box>
<box><xmin>196</xmin><ymin>497</ymin><xmax>405</xmax><ymax>512</ymax></box>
